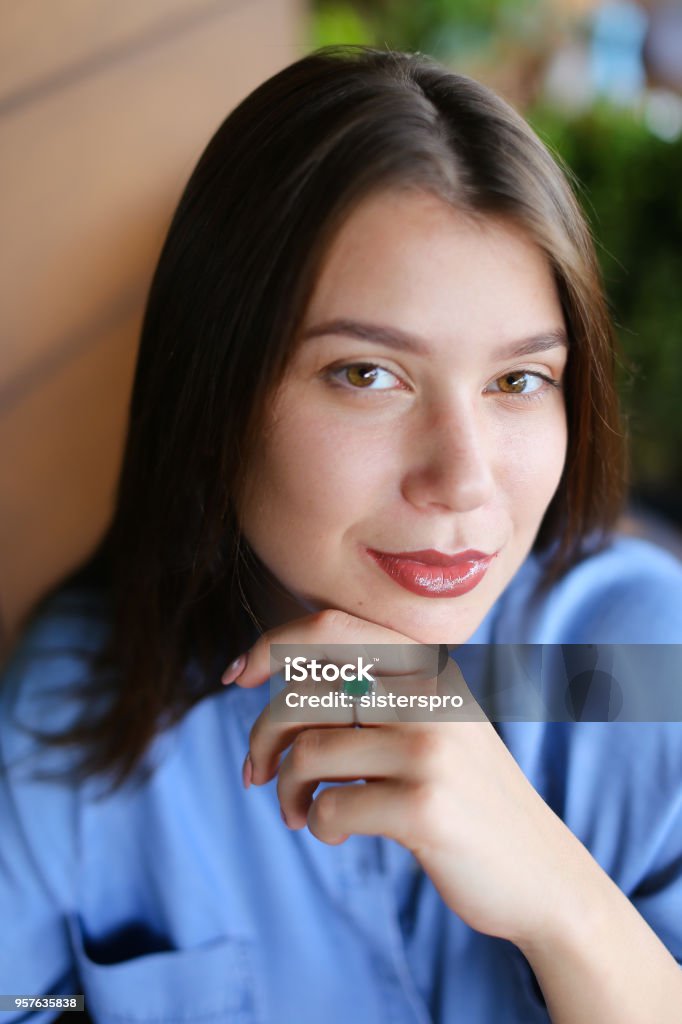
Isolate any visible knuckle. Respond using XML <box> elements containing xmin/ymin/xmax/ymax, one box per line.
<box><xmin>315</xmin><ymin>787</ymin><xmax>337</xmax><ymax>825</ymax></box>
<box><xmin>247</xmin><ymin>727</ymin><xmax>264</xmax><ymax>766</ymax></box>
<box><xmin>408</xmin><ymin>728</ymin><xmax>447</xmax><ymax>772</ymax></box>
<box><xmin>290</xmin><ymin>729</ymin><xmax>319</xmax><ymax>774</ymax></box>
<box><xmin>311</xmin><ymin>608</ymin><xmax>351</xmax><ymax>636</ymax></box>
<box><xmin>407</xmin><ymin>781</ymin><xmax>444</xmax><ymax>833</ymax></box>
<box><xmin>247</xmin><ymin>707</ymin><xmax>273</xmax><ymax>763</ymax></box>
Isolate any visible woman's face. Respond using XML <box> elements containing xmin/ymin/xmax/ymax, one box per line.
<box><xmin>238</xmin><ymin>189</ymin><xmax>568</xmax><ymax>644</ymax></box>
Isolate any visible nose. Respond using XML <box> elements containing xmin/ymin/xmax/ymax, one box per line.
<box><xmin>400</xmin><ymin>397</ymin><xmax>496</xmax><ymax>513</ymax></box>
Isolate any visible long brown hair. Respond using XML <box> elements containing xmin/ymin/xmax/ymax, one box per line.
<box><xmin>11</xmin><ymin>45</ymin><xmax>627</xmax><ymax>795</ymax></box>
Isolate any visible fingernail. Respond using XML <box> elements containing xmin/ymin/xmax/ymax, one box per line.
<box><xmin>222</xmin><ymin>653</ymin><xmax>247</xmax><ymax>685</ymax></box>
<box><xmin>242</xmin><ymin>751</ymin><xmax>252</xmax><ymax>790</ymax></box>
<box><xmin>280</xmin><ymin>806</ymin><xmax>289</xmax><ymax>828</ymax></box>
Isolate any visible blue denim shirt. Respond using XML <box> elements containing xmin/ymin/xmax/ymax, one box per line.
<box><xmin>1</xmin><ymin>535</ymin><xmax>681</xmax><ymax>1023</ymax></box>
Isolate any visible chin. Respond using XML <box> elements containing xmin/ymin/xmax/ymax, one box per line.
<box><xmin>358</xmin><ymin>602</ymin><xmax>482</xmax><ymax>646</ymax></box>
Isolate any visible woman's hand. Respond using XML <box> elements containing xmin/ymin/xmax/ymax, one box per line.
<box><xmin>222</xmin><ymin>608</ymin><xmax>585</xmax><ymax>950</ymax></box>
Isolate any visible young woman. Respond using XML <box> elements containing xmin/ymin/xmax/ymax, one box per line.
<box><xmin>2</xmin><ymin>45</ymin><xmax>681</xmax><ymax>1024</ymax></box>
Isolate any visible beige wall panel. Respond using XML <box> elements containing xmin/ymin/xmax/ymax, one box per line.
<box><xmin>1</xmin><ymin>0</ymin><xmax>302</xmax><ymax>394</ymax></box>
<box><xmin>0</xmin><ymin>0</ymin><xmax>228</xmax><ymax>103</ymax></box>
<box><xmin>0</xmin><ymin>310</ymin><xmax>140</xmax><ymax>653</ymax></box>
<box><xmin>0</xmin><ymin>0</ymin><xmax>223</xmax><ymax>105</ymax></box>
<box><xmin>1</xmin><ymin>0</ymin><xmax>303</xmax><ymax>646</ymax></box>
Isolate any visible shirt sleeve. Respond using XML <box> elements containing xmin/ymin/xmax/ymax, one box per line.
<box><xmin>495</xmin><ymin>534</ymin><xmax>682</xmax><ymax>643</ymax></box>
<box><xmin>571</xmin><ymin>538</ymin><xmax>682</xmax><ymax>643</ymax></box>
<box><xmin>567</xmin><ymin>721</ymin><xmax>682</xmax><ymax>964</ymax></box>
<box><xmin>0</xmin><ymin>594</ymin><xmax>108</xmax><ymax>1022</ymax></box>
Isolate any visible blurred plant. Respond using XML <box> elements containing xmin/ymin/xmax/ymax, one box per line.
<box><xmin>529</xmin><ymin>103</ymin><xmax>682</xmax><ymax>514</ymax></box>
<box><xmin>309</xmin><ymin>0</ymin><xmax>551</xmax><ymax>70</ymax></box>
<box><xmin>311</xmin><ymin>2</ymin><xmax>375</xmax><ymax>47</ymax></box>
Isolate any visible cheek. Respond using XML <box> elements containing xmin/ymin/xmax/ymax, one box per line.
<box><xmin>496</xmin><ymin>409</ymin><xmax>567</xmax><ymax>512</ymax></box>
<box><xmin>248</xmin><ymin>407</ymin><xmax>396</xmax><ymax>530</ymax></box>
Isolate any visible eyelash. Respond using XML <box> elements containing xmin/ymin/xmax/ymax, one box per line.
<box><xmin>323</xmin><ymin>362</ymin><xmax>562</xmax><ymax>404</ymax></box>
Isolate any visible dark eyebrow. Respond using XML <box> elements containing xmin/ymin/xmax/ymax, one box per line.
<box><xmin>299</xmin><ymin>318</ymin><xmax>569</xmax><ymax>361</ymax></box>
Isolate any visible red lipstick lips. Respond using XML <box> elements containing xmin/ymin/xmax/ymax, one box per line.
<box><xmin>366</xmin><ymin>547</ymin><xmax>496</xmax><ymax>598</ymax></box>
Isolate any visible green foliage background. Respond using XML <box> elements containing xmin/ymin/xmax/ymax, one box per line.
<box><xmin>308</xmin><ymin>1</ymin><xmax>682</xmax><ymax>518</ymax></box>
<box><xmin>528</xmin><ymin>105</ymin><xmax>682</xmax><ymax>505</ymax></box>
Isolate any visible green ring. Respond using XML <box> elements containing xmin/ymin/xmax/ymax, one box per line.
<box><xmin>341</xmin><ymin>676</ymin><xmax>372</xmax><ymax>698</ymax></box>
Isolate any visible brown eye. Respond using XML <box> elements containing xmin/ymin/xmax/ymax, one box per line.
<box><xmin>325</xmin><ymin>361</ymin><xmax>405</xmax><ymax>392</ymax></box>
<box><xmin>345</xmin><ymin>364</ymin><xmax>380</xmax><ymax>388</ymax></box>
<box><xmin>496</xmin><ymin>371</ymin><xmax>528</xmax><ymax>394</ymax></box>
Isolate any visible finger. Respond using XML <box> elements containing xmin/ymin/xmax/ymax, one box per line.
<box><xmin>222</xmin><ymin>608</ymin><xmax>427</xmax><ymax>690</ymax></box>
<box><xmin>248</xmin><ymin>696</ymin><xmax>354</xmax><ymax>786</ymax></box>
<box><xmin>357</xmin><ymin>657</ymin><xmax>487</xmax><ymax>724</ymax></box>
<box><xmin>307</xmin><ymin>779</ymin><xmax>409</xmax><ymax>846</ymax></box>
<box><xmin>351</xmin><ymin>677</ymin><xmax>402</xmax><ymax>725</ymax></box>
<box><xmin>276</xmin><ymin>725</ymin><xmax>401</xmax><ymax>828</ymax></box>
<box><xmin>250</xmin><ymin>662</ymin><xmax>476</xmax><ymax>782</ymax></box>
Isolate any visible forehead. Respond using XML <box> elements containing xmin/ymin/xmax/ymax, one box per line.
<box><xmin>301</xmin><ymin>189</ymin><xmax>563</xmax><ymax>349</ymax></box>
